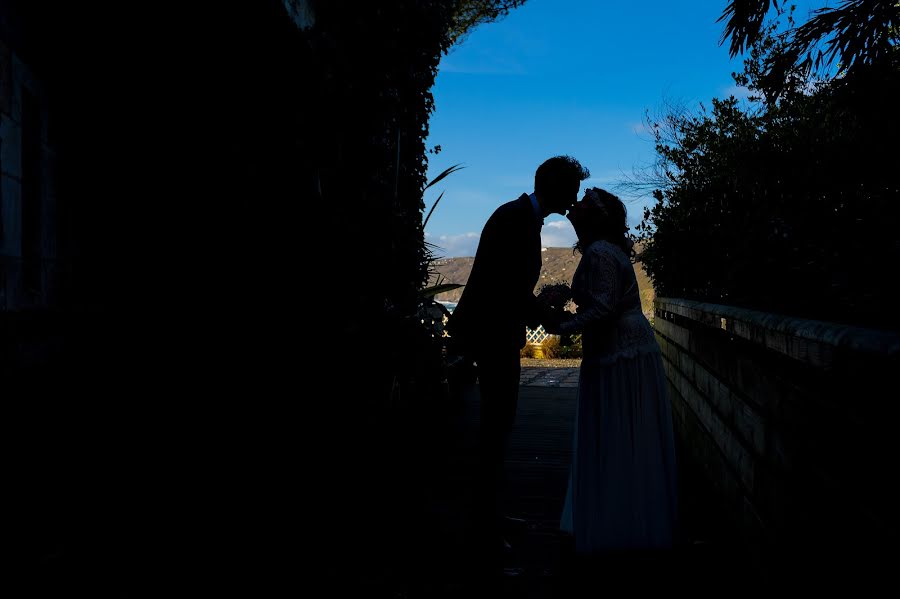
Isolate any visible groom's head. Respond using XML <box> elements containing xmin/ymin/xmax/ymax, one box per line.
<box><xmin>535</xmin><ymin>156</ymin><xmax>590</xmax><ymax>216</ymax></box>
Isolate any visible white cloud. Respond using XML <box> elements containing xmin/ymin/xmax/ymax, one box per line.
<box><xmin>629</xmin><ymin>121</ymin><xmax>651</xmax><ymax>135</ymax></box>
<box><xmin>543</xmin><ymin>220</ymin><xmax>571</xmax><ymax>231</ymax></box>
<box><xmin>426</xmin><ymin>219</ymin><xmax>580</xmax><ymax>258</ymax></box>
<box><xmin>425</xmin><ymin>231</ymin><xmax>480</xmax><ymax>258</ymax></box>
<box><xmin>722</xmin><ymin>85</ymin><xmax>752</xmax><ymax>99</ymax></box>
<box><xmin>541</xmin><ymin>219</ymin><xmax>577</xmax><ymax>249</ymax></box>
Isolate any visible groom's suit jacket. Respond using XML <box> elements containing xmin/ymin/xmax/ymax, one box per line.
<box><xmin>448</xmin><ymin>194</ymin><xmax>543</xmax><ymax>354</ymax></box>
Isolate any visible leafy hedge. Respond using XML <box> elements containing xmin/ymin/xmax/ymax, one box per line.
<box><xmin>637</xmin><ymin>23</ymin><xmax>899</xmax><ymax>330</ymax></box>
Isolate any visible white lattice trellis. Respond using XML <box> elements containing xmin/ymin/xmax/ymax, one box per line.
<box><xmin>526</xmin><ymin>325</ymin><xmax>551</xmax><ymax>345</ymax></box>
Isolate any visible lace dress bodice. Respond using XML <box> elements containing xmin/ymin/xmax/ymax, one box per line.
<box><xmin>559</xmin><ymin>240</ymin><xmax>659</xmax><ymax>365</ymax></box>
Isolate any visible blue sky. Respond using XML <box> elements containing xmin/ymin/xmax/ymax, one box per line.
<box><xmin>424</xmin><ymin>0</ymin><xmax>817</xmax><ymax>257</ymax></box>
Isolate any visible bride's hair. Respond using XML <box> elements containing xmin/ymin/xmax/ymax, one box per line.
<box><xmin>574</xmin><ymin>188</ymin><xmax>635</xmax><ymax>259</ymax></box>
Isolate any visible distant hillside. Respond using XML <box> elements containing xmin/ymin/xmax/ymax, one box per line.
<box><xmin>430</xmin><ymin>246</ymin><xmax>655</xmax><ymax>320</ymax></box>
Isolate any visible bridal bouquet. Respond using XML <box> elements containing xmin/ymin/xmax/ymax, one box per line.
<box><xmin>535</xmin><ymin>282</ymin><xmax>574</xmax><ymax>337</ymax></box>
<box><xmin>535</xmin><ymin>282</ymin><xmax>573</xmax><ymax>314</ymax></box>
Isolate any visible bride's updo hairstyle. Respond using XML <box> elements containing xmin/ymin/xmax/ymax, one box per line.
<box><xmin>573</xmin><ymin>187</ymin><xmax>635</xmax><ymax>259</ymax></box>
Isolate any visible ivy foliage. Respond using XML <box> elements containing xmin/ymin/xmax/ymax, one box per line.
<box><xmin>447</xmin><ymin>0</ymin><xmax>528</xmax><ymax>45</ymax></box>
<box><xmin>302</xmin><ymin>1</ymin><xmax>529</xmax><ymax>408</ymax></box>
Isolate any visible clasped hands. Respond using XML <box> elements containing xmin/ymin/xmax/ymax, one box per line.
<box><xmin>540</xmin><ymin>305</ymin><xmax>573</xmax><ymax>335</ymax></box>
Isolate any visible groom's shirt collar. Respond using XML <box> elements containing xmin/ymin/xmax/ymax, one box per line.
<box><xmin>528</xmin><ymin>193</ymin><xmax>544</xmax><ymax>226</ymax></box>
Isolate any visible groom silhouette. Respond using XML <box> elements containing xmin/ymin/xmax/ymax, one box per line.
<box><xmin>447</xmin><ymin>155</ymin><xmax>589</xmax><ymax>566</ymax></box>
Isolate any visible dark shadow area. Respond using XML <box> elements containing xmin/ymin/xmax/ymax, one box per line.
<box><xmin>5</xmin><ymin>2</ymin><xmax>897</xmax><ymax>596</ymax></box>
<box><xmin>364</xmin><ymin>379</ymin><xmax>754</xmax><ymax>597</ymax></box>
<box><xmin>4</xmin><ymin>2</ymin><xmax>336</xmax><ymax>595</ymax></box>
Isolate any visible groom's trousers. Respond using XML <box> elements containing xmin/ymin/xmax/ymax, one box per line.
<box><xmin>473</xmin><ymin>347</ymin><xmax>521</xmax><ymax>538</ymax></box>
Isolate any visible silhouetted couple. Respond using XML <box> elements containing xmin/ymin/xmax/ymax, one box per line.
<box><xmin>447</xmin><ymin>156</ymin><xmax>677</xmax><ymax>583</ymax></box>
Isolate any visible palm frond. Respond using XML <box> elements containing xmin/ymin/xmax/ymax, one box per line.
<box><xmin>424</xmin><ymin>163</ymin><xmax>465</xmax><ymax>191</ymax></box>
<box><xmin>423</xmin><ymin>164</ymin><xmax>465</xmax><ymax>227</ymax></box>
<box><xmin>718</xmin><ymin>0</ymin><xmax>779</xmax><ymax>57</ymax></box>
<box><xmin>420</xmin><ymin>283</ymin><xmax>464</xmax><ymax>298</ymax></box>
<box><xmin>423</xmin><ymin>191</ymin><xmax>445</xmax><ymax>228</ymax></box>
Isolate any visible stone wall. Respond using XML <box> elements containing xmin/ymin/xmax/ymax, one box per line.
<box><xmin>655</xmin><ymin>297</ymin><xmax>900</xmax><ymax>583</ymax></box>
<box><xmin>0</xmin><ymin>34</ymin><xmax>58</xmax><ymax>311</ymax></box>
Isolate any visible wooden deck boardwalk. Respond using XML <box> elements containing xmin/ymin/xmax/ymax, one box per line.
<box><xmin>418</xmin><ymin>370</ymin><xmax>578</xmax><ymax>597</ymax></box>
<box><xmin>338</xmin><ymin>366</ymin><xmax>743</xmax><ymax>597</ymax></box>
<box><xmin>421</xmin><ymin>367</ymin><xmax>741</xmax><ymax>597</ymax></box>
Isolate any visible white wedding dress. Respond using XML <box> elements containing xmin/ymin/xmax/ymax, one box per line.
<box><xmin>558</xmin><ymin>240</ymin><xmax>677</xmax><ymax>552</ymax></box>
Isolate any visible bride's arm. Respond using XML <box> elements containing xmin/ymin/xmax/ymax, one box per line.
<box><xmin>558</xmin><ymin>246</ymin><xmax>618</xmax><ymax>334</ymax></box>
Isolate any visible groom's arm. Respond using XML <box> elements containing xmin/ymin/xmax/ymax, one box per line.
<box><xmin>505</xmin><ymin>216</ymin><xmax>543</xmax><ymax>328</ymax></box>
<box><xmin>477</xmin><ymin>209</ymin><xmax>536</xmax><ymax>318</ymax></box>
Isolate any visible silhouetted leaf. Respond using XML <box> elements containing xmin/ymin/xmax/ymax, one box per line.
<box><xmin>424</xmin><ymin>163</ymin><xmax>465</xmax><ymax>191</ymax></box>
<box><xmin>420</xmin><ymin>283</ymin><xmax>463</xmax><ymax>298</ymax></box>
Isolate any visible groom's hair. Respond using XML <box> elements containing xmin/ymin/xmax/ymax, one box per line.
<box><xmin>535</xmin><ymin>155</ymin><xmax>590</xmax><ymax>194</ymax></box>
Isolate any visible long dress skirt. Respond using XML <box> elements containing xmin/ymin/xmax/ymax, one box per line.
<box><xmin>560</xmin><ymin>349</ymin><xmax>677</xmax><ymax>553</ymax></box>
